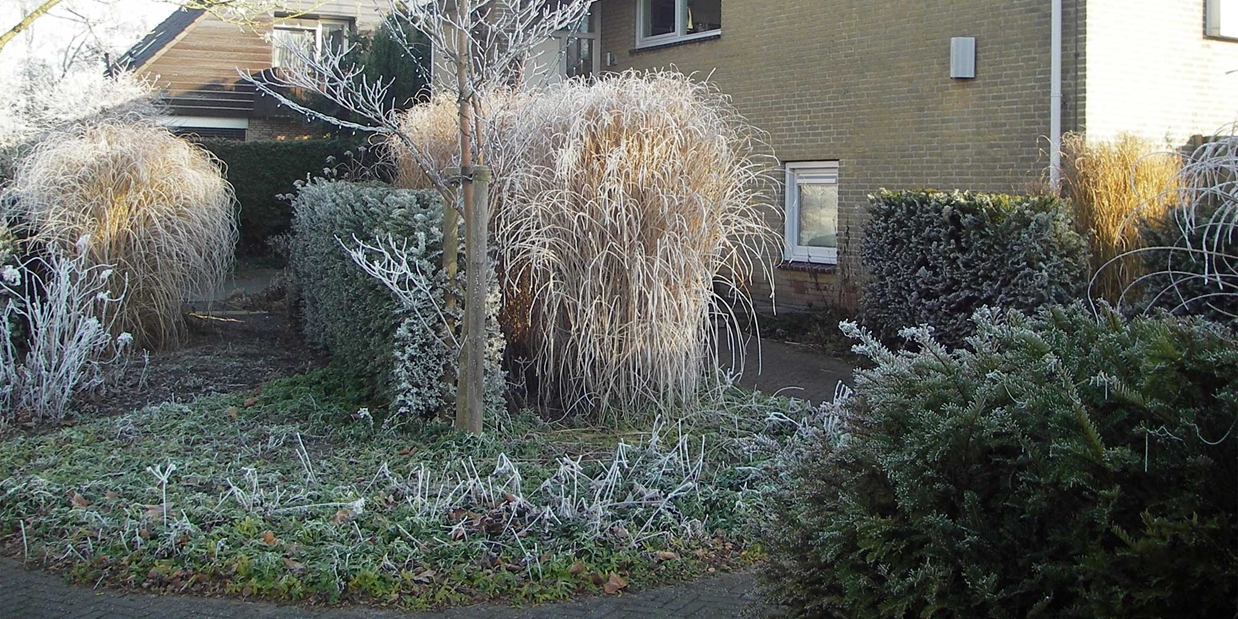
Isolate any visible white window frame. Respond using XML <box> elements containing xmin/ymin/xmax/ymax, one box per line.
<box><xmin>1207</xmin><ymin>0</ymin><xmax>1238</xmax><ymax>40</ymax></box>
<box><xmin>784</xmin><ymin>161</ymin><xmax>840</xmax><ymax>265</ymax></box>
<box><xmin>271</xmin><ymin>18</ymin><xmax>352</xmax><ymax>69</ymax></box>
<box><xmin>635</xmin><ymin>0</ymin><xmax>721</xmax><ymax>49</ymax></box>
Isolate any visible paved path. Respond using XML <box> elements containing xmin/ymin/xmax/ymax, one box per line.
<box><xmin>0</xmin><ymin>558</ymin><xmax>767</xmax><ymax>619</ymax></box>
<box><xmin>720</xmin><ymin>328</ymin><xmax>854</xmax><ymax>405</ymax></box>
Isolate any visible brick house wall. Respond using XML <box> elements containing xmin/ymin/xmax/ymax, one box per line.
<box><xmin>596</xmin><ymin>0</ymin><xmax>1085</xmax><ymax>311</ymax></box>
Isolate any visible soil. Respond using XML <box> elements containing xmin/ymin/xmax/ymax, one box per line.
<box><xmin>75</xmin><ymin>281</ymin><xmax>324</xmax><ymax>418</ymax></box>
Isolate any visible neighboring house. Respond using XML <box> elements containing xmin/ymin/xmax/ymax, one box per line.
<box><xmin>117</xmin><ymin>1</ymin><xmax>599</xmax><ymax>141</ymax></box>
<box><xmin>591</xmin><ymin>0</ymin><xmax>1238</xmax><ymax>310</ymax></box>
<box><xmin>113</xmin><ymin>1</ymin><xmax>388</xmax><ymax>141</ymax></box>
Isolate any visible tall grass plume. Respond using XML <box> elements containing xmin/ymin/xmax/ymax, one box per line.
<box><xmin>1060</xmin><ymin>132</ymin><xmax>1182</xmax><ymax>303</ymax></box>
<box><xmin>4</xmin><ymin>120</ymin><xmax>238</xmax><ymax>348</ymax></box>
<box><xmin>497</xmin><ymin>70</ymin><xmax>778</xmax><ymax>414</ymax></box>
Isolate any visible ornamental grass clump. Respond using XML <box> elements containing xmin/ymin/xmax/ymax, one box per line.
<box><xmin>1060</xmin><ymin>133</ymin><xmax>1182</xmax><ymax>303</ymax></box>
<box><xmin>1135</xmin><ymin>130</ymin><xmax>1238</xmax><ymax>319</ymax></box>
<box><xmin>496</xmin><ymin>71</ymin><xmax>778</xmax><ymax>413</ymax></box>
<box><xmin>760</xmin><ymin>304</ymin><xmax>1237</xmax><ymax>618</ymax></box>
<box><xmin>4</xmin><ymin>120</ymin><xmax>237</xmax><ymax>349</ymax></box>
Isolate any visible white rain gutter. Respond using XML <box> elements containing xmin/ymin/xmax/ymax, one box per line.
<box><xmin>1049</xmin><ymin>0</ymin><xmax>1063</xmax><ymax>191</ymax></box>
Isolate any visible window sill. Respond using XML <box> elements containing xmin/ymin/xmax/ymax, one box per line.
<box><xmin>778</xmin><ymin>261</ymin><xmax>838</xmax><ymax>274</ymax></box>
<box><xmin>632</xmin><ymin>31</ymin><xmax>721</xmax><ymax>53</ymax></box>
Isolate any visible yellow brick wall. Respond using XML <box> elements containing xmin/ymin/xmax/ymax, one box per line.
<box><xmin>596</xmin><ymin>0</ymin><xmax>1083</xmax><ymax>311</ymax></box>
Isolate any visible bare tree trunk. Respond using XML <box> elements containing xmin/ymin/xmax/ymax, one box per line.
<box><xmin>452</xmin><ymin>0</ymin><xmax>484</xmax><ymax>434</ymax></box>
<box><xmin>0</xmin><ymin>0</ymin><xmax>64</xmax><ymax>53</ymax></box>
<box><xmin>463</xmin><ymin>165</ymin><xmax>489</xmax><ymax>435</ymax></box>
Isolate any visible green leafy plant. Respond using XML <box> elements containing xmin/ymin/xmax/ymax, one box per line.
<box><xmin>760</xmin><ymin>304</ymin><xmax>1237</xmax><ymax>618</ymax></box>
<box><xmin>861</xmin><ymin>190</ymin><xmax>1088</xmax><ymax>347</ymax></box>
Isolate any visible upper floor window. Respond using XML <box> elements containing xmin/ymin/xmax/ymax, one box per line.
<box><xmin>784</xmin><ymin>161</ymin><xmax>839</xmax><ymax>265</ymax></box>
<box><xmin>1207</xmin><ymin>0</ymin><xmax>1238</xmax><ymax>39</ymax></box>
<box><xmin>637</xmin><ymin>0</ymin><xmax>721</xmax><ymax>48</ymax></box>
<box><xmin>272</xmin><ymin>17</ymin><xmax>351</xmax><ymax>73</ymax></box>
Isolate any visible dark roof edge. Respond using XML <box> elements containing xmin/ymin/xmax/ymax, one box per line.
<box><xmin>113</xmin><ymin>8</ymin><xmax>207</xmax><ymax>72</ymax></box>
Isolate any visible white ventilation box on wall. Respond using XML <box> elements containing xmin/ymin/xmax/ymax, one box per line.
<box><xmin>1207</xmin><ymin>0</ymin><xmax>1238</xmax><ymax>39</ymax></box>
<box><xmin>950</xmin><ymin>37</ymin><xmax>976</xmax><ymax>79</ymax></box>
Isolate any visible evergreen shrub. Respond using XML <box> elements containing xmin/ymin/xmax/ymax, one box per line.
<box><xmin>199</xmin><ymin>138</ymin><xmax>370</xmax><ymax>257</ymax></box>
<box><xmin>760</xmin><ymin>304</ymin><xmax>1238</xmax><ymax>618</ymax></box>
<box><xmin>288</xmin><ymin>180</ymin><xmax>503</xmax><ymax>417</ymax></box>
<box><xmin>861</xmin><ymin>190</ymin><xmax>1088</xmax><ymax>347</ymax></box>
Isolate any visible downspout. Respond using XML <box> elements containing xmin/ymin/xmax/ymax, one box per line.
<box><xmin>1049</xmin><ymin>0</ymin><xmax>1063</xmax><ymax>191</ymax></box>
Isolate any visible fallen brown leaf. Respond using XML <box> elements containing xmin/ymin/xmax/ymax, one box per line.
<box><xmin>655</xmin><ymin>551</ymin><xmax>679</xmax><ymax>561</ymax></box>
<box><xmin>603</xmin><ymin>572</ymin><xmax>628</xmax><ymax>595</ymax></box>
<box><xmin>70</xmin><ymin>493</ymin><xmax>90</xmax><ymax>509</ymax></box>
<box><xmin>283</xmin><ymin>557</ymin><xmax>305</xmax><ymax>573</ymax></box>
<box><xmin>224</xmin><ymin>406</ymin><xmax>239</xmax><ymax>420</ymax></box>
<box><xmin>333</xmin><ymin>509</ymin><xmax>353</xmax><ymax>524</ymax></box>
<box><xmin>260</xmin><ymin>530</ymin><xmax>278</xmax><ymax>546</ymax></box>
<box><xmin>243</xmin><ymin>397</ymin><xmax>258</xmax><ymax>408</ymax></box>
<box><xmin>568</xmin><ymin>561</ymin><xmax>586</xmax><ymax>576</ymax></box>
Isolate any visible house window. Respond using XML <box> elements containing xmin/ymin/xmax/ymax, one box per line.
<box><xmin>636</xmin><ymin>0</ymin><xmax>721</xmax><ymax>48</ymax></box>
<box><xmin>272</xmin><ymin>18</ymin><xmax>350</xmax><ymax>72</ymax></box>
<box><xmin>1207</xmin><ymin>0</ymin><xmax>1238</xmax><ymax>39</ymax></box>
<box><xmin>784</xmin><ymin>162</ymin><xmax>839</xmax><ymax>264</ymax></box>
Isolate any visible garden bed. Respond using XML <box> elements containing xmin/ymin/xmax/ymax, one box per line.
<box><xmin>69</xmin><ymin>291</ymin><xmax>319</xmax><ymax>420</ymax></box>
<box><xmin>0</xmin><ymin>359</ymin><xmax>808</xmax><ymax>610</ymax></box>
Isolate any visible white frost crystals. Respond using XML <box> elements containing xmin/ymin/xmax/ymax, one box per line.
<box><xmin>1</xmin><ymin>236</ymin><xmax>132</xmax><ymax>424</ymax></box>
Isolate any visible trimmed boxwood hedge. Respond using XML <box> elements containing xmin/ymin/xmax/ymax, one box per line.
<box><xmin>861</xmin><ymin>189</ymin><xmax>1089</xmax><ymax>347</ymax></box>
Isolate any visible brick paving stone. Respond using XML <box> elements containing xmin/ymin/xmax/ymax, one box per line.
<box><xmin>0</xmin><ymin>558</ymin><xmax>771</xmax><ymax>619</ymax></box>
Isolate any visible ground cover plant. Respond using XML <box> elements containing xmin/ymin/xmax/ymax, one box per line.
<box><xmin>0</xmin><ymin>368</ymin><xmax>811</xmax><ymax>609</ymax></box>
<box><xmin>861</xmin><ymin>190</ymin><xmax>1088</xmax><ymax>347</ymax></box>
<box><xmin>4</xmin><ymin>120</ymin><xmax>238</xmax><ymax>349</ymax></box>
<box><xmin>760</xmin><ymin>304</ymin><xmax>1237</xmax><ymax>618</ymax></box>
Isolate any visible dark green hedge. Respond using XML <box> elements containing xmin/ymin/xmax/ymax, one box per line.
<box><xmin>760</xmin><ymin>304</ymin><xmax>1238</xmax><ymax>618</ymax></box>
<box><xmin>199</xmin><ymin>138</ymin><xmax>367</xmax><ymax>257</ymax></box>
<box><xmin>861</xmin><ymin>190</ymin><xmax>1089</xmax><ymax>347</ymax></box>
